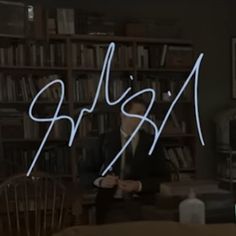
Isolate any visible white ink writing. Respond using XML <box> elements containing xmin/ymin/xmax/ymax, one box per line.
<box><xmin>27</xmin><ymin>42</ymin><xmax>205</xmax><ymax>176</ymax></box>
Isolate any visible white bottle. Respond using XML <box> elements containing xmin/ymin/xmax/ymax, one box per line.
<box><xmin>179</xmin><ymin>188</ymin><xmax>205</xmax><ymax>224</ymax></box>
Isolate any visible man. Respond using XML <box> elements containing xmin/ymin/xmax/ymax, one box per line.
<box><xmin>79</xmin><ymin>98</ymin><xmax>171</xmax><ymax>223</ymax></box>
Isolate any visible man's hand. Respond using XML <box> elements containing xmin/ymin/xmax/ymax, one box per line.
<box><xmin>100</xmin><ymin>174</ymin><xmax>119</xmax><ymax>188</ymax></box>
<box><xmin>118</xmin><ymin>180</ymin><xmax>141</xmax><ymax>193</ymax></box>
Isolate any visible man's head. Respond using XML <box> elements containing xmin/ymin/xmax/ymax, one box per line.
<box><xmin>120</xmin><ymin>98</ymin><xmax>147</xmax><ymax>134</ymax></box>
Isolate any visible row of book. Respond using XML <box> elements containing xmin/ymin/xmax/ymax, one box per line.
<box><xmin>0</xmin><ymin>73</ymin><xmax>192</xmax><ymax>104</ymax></box>
<box><xmin>134</xmin><ymin>75</ymin><xmax>192</xmax><ymax>102</ymax></box>
<box><xmin>163</xmin><ymin>145</ymin><xmax>194</xmax><ymax>170</ymax></box>
<box><xmin>56</xmin><ymin>8</ymin><xmax>75</xmax><ymax>34</ymax></box>
<box><xmin>145</xmin><ymin>113</ymin><xmax>187</xmax><ymax>135</ymax></box>
<box><xmin>93</xmin><ymin>113</ymin><xmax>117</xmax><ymax>134</ymax></box>
<box><xmin>74</xmin><ymin>73</ymin><xmax>192</xmax><ymax>104</ymax></box>
<box><xmin>0</xmin><ymin>40</ymin><xmax>192</xmax><ymax>70</ymax></box>
<box><xmin>0</xmin><ymin>110</ymin><xmax>70</xmax><ymax>140</ymax></box>
<box><xmin>76</xmin><ymin>116</ymin><xmax>93</xmax><ymax>138</ymax></box>
<box><xmin>0</xmin><ymin>112</ymin><xmax>188</xmax><ymax>141</ymax></box>
<box><xmin>137</xmin><ymin>45</ymin><xmax>193</xmax><ymax>68</ymax></box>
<box><xmin>72</xmin><ymin>43</ymin><xmax>192</xmax><ymax>69</ymax></box>
<box><xmin>74</xmin><ymin>113</ymin><xmax>117</xmax><ymax>136</ymax></box>
<box><xmin>0</xmin><ymin>73</ymin><xmax>63</xmax><ymax>102</ymax></box>
<box><xmin>0</xmin><ymin>42</ymin><xmax>66</xmax><ymax>67</ymax></box>
<box><xmin>2</xmin><ymin>147</ymin><xmax>70</xmax><ymax>175</ymax></box>
<box><xmin>71</xmin><ymin>43</ymin><xmax>133</xmax><ymax>69</ymax></box>
<box><xmin>0</xmin><ymin>109</ymin><xmax>189</xmax><ymax>141</ymax></box>
<box><xmin>48</xmin><ymin>8</ymin><xmax>115</xmax><ymax>36</ymax></box>
<box><xmin>0</xmin><ymin>109</ymin><xmax>116</xmax><ymax>140</ymax></box>
<box><xmin>74</xmin><ymin>73</ymin><xmax>129</xmax><ymax>102</ymax></box>
<box><xmin>0</xmin><ymin>41</ymin><xmax>132</xmax><ymax>69</ymax></box>
<box><xmin>74</xmin><ymin>74</ymin><xmax>104</xmax><ymax>102</ymax></box>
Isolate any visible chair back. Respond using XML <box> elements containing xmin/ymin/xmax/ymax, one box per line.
<box><xmin>0</xmin><ymin>172</ymin><xmax>67</xmax><ymax>236</ymax></box>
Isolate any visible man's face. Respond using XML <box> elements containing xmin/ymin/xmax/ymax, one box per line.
<box><xmin>121</xmin><ymin>102</ymin><xmax>146</xmax><ymax>132</ymax></box>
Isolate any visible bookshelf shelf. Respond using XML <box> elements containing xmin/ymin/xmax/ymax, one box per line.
<box><xmin>0</xmin><ymin>34</ymin><xmax>25</xmax><ymax>39</ymax></box>
<box><xmin>50</xmin><ymin>34</ymin><xmax>192</xmax><ymax>45</ymax></box>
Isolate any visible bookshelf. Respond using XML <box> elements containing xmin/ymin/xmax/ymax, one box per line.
<box><xmin>217</xmin><ymin>149</ymin><xmax>236</xmax><ymax>191</ymax></box>
<box><xmin>0</xmin><ymin>2</ymin><xmax>197</xmax><ymax>182</ymax></box>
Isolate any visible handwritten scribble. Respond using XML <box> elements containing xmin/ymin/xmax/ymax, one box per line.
<box><xmin>27</xmin><ymin>42</ymin><xmax>205</xmax><ymax>176</ymax></box>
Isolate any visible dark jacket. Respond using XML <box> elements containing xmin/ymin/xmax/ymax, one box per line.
<box><xmin>79</xmin><ymin>128</ymin><xmax>170</xmax><ymax>193</ymax></box>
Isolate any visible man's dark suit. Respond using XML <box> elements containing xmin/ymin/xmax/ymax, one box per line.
<box><xmin>99</xmin><ymin>128</ymin><xmax>170</xmax><ymax>192</ymax></box>
<box><xmin>79</xmin><ymin>128</ymin><xmax>171</xmax><ymax>223</ymax></box>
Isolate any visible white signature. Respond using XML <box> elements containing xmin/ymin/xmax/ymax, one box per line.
<box><xmin>27</xmin><ymin>42</ymin><xmax>205</xmax><ymax>176</ymax></box>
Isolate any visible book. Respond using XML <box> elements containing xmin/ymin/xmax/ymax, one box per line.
<box><xmin>160</xmin><ymin>44</ymin><xmax>168</xmax><ymax>67</ymax></box>
<box><xmin>183</xmin><ymin>146</ymin><xmax>193</xmax><ymax>168</ymax></box>
<box><xmin>137</xmin><ymin>45</ymin><xmax>149</xmax><ymax>68</ymax></box>
<box><xmin>33</xmin><ymin>4</ymin><xmax>44</xmax><ymax>39</ymax></box>
<box><xmin>48</xmin><ymin>18</ymin><xmax>56</xmax><ymax>34</ymax></box>
<box><xmin>149</xmin><ymin>46</ymin><xmax>161</xmax><ymax>68</ymax></box>
<box><xmin>165</xmin><ymin>46</ymin><xmax>193</xmax><ymax>68</ymax></box>
<box><xmin>57</xmin><ymin>8</ymin><xmax>75</xmax><ymax>34</ymax></box>
<box><xmin>175</xmin><ymin>147</ymin><xmax>188</xmax><ymax>169</ymax></box>
<box><xmin>167</xmin><ymin>148</ymin><xmax>180</xmax><ymax>169</ymax></box>
<box><xmin>170</xmin><ymin>111</ymin><xmax>182</xmax><ymax>132</ymax></box>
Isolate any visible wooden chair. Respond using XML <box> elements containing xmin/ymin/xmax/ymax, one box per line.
<box><xmin>0</xmin><ymin>172</ymin><xmax>69</xmax><ymax>236</ymax></box>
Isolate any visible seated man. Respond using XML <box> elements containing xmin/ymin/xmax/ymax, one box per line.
<box><xmin>79</xmin><ymin>98</ymin><xmax>171</xmax><ymax>224</ymax></box>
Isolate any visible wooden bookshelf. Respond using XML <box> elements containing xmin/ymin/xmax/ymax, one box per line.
<box><xmin>0</xmin><ymin>2</ymin><xmax>198</xmax><ymax>182</ymax></box>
